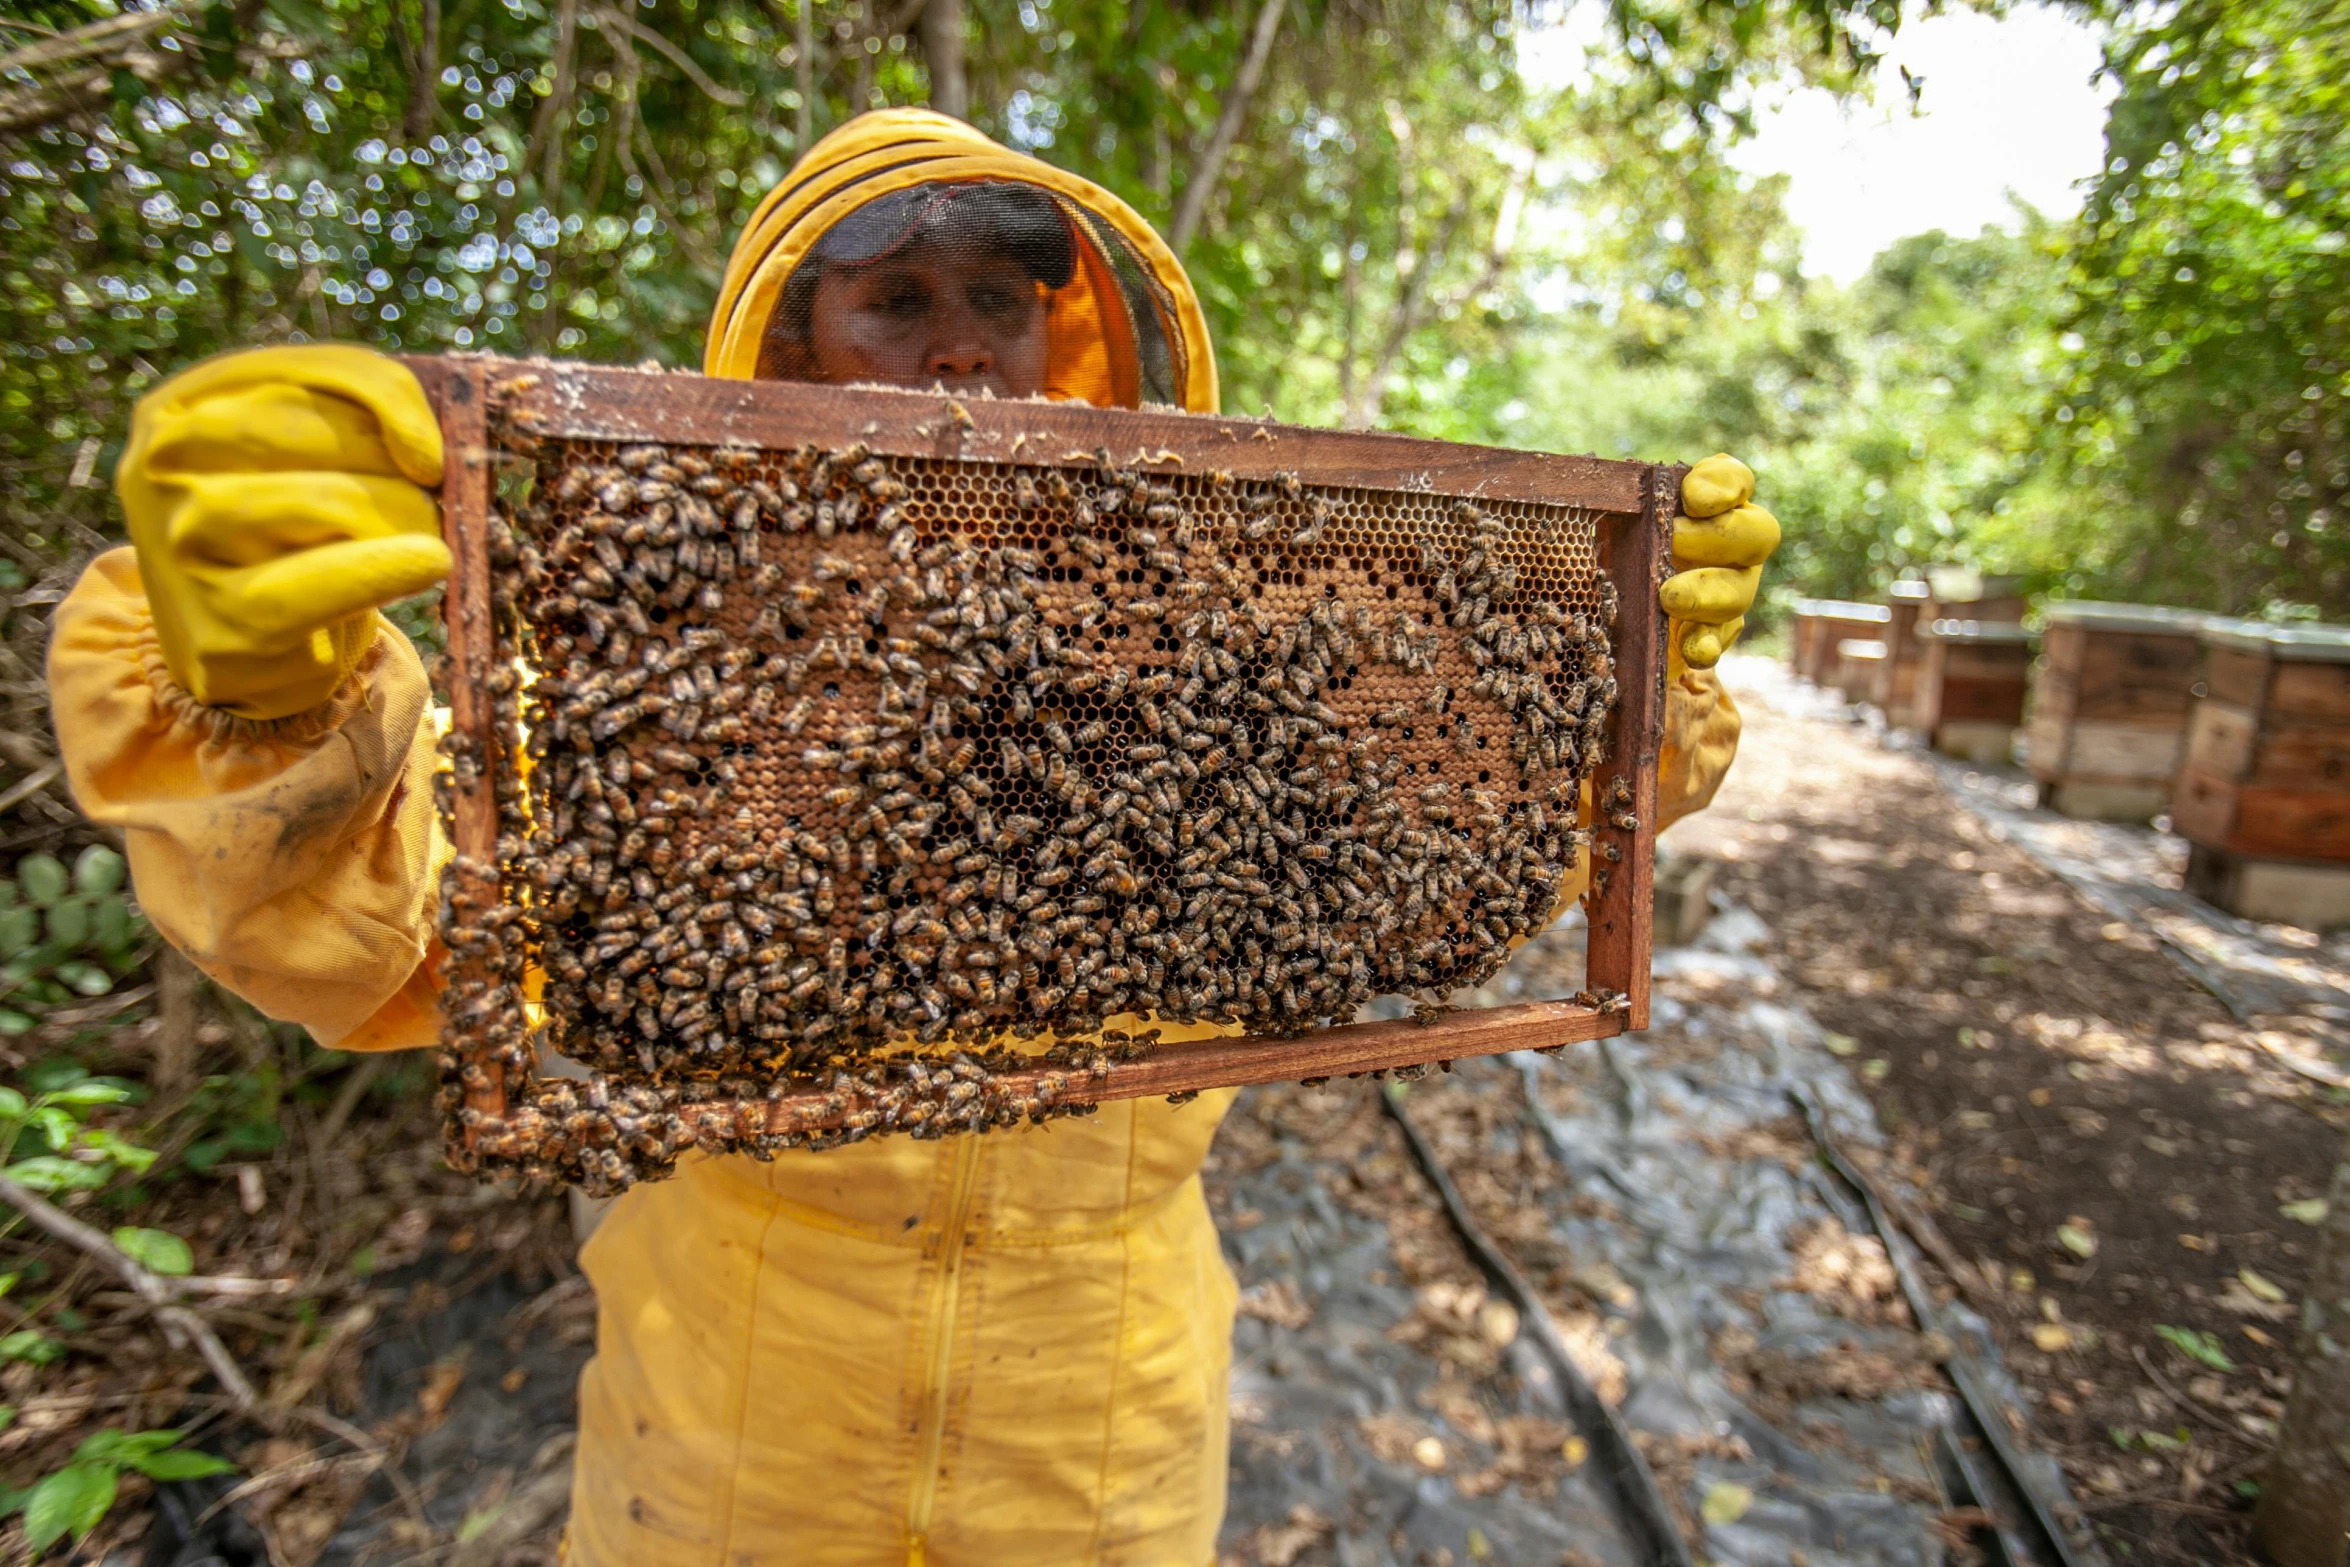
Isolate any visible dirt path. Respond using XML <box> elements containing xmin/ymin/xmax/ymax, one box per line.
<box><xmin>1668</xmin><ymin>661</ymin><xmax>2350</xmax><ymax>1566</ymax></box>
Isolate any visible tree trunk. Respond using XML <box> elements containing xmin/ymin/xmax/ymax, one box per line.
<box><xmin>1167</xmin><ymin>0</ymin><xmax>1285</xmax><ymax>256</ymax></box>
<box><xmin>916</xmin><ymin>0</ymin><xmax>967</xmax><ymax>120</ymax></box>
<box><xmin>797</xmin><ymin>0</ymin><xmax>815</xmax><ymax>149</ymax></box>
<box><xmin>525</xmin><ymin>0</ymin><xmax>580</xmax><ymax>202</ymax></box>
<box><xmin>403</xmin><ymin>0</ymin><xmax>441</xmax><ymax>142</ymax></box>
<box><xmin>2256</xmin><ymin>1129</ymin><xmax>2350</xmax><ymax>1567</ymax></box>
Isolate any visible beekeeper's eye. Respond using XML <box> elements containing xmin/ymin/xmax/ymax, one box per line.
<box><xmin>966</xmin><ymin>277</ymin><xmax>1024</xmax><ymax>319</ymax></box>
<box><xmin>861</xmin><ymin>269</ymin><xmax>934</xmax><ymax>322</ymax></box>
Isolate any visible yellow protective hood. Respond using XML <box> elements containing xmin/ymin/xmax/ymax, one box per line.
<box><xmin>705</xmin><ymin>108</ymin><xmax>1218</xmax><ymax>414</ymax></box>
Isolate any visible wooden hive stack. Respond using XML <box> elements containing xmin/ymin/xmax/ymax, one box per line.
<box><xmin>2174</xmin><ymin>620</ymin><xmax>2350</xmax><ymax>928</ymax></box>
<box><xmin>1873</xmin><ymin>579</ymin><xmax>1932</xmax><ymax>730</ymax></box>
<box><xmin>2023</xmin><ymin>602</ymin><xmax>2210</xmax><ymax>822</ymax></box>
<box><xmin>1915</xmin><ymin>616</ymin><xmax>2033</xmax><ymax>765</ymax></box>
<box><xmin>1787</xmin><ymin>598</ymin><xmax>1832</xmax><ymax>683</ymax></box>
<box><xmin>1793</xmin><ymin>598</ymin><xmax>1892</xmax><ymax>694</ymax></box>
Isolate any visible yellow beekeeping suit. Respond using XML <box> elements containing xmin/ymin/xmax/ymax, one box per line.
<box><xmin>48</xmin><ymin>109</ymin><xmax>1756</xmax><ymax>1567</ymax></box>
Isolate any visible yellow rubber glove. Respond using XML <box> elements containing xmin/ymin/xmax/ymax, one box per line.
<box><xmin>117</xmin><ymin>345</ymin><xmax>452</xmax><ymax>720</ymax></box>
<box><xmin>1660</xmin><ymin>452</ymin><xmax>1779</xmax><ymax>669</ymax></box>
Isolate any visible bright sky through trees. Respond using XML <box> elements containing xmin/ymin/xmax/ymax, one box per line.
<box><xmin>1524</xmin><ymin>3</ymin><xmax>2115</xmax><ymax>282</ymax></box>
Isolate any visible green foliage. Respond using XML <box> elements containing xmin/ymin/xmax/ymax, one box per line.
<box><xmin>1512</xmin><ymin>217</ymin><xmax>2075</xmax><ymax>612</ymax></box>
<box><xmin>2057</xmin><ymin>0</ymin><xmax>2350</xmax><ymax>617</ymax></box>
<box><xmin>1</xmin><ymin>1427</ymin><xmax>234</xmax><ymax>1553</ymax></box>
<box><xmin>109</xmin><ymin>1226</ymin><xmax>193</xmax><ymax>1276</ymax></box>
<box><xmin>172</xmin><ymin>1067</ymin><xmax>286</xmax><ymax>1176</ymax></box>
<box><xmin>2154</xmin><ymin>1323</ymin><xmax>2236</xmax><ymax>1373</ymax></box>
<box><xmin>0</xmin><ymin>1065</ymin><xmax>155</xmax><ymax>1196</ymax></box>
<box><xmin>0</xmin><ymin>847</ymin><xmax>151</xmax><ymax>1036</ymax></box>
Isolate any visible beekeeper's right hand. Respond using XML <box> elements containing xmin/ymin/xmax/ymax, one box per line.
<box><xmin>117</xmin><ymin>345</ymin><xmax>452</xmax><ymax>721</ymax></box>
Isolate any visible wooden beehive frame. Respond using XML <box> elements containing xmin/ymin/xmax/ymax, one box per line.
<box><xmin>409</xmin><ymin>354</ymin><xmax>1673</xmax><ymax>1174</ymax></box>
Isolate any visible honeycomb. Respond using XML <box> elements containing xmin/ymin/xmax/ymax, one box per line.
<box><xmin>437</xmin><ymin>418</ymin><xmax>1620</xmax><ymax>1191</ymax></box>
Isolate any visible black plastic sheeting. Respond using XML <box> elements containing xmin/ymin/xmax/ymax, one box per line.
<box><xmin>1213</xmin><ymin>904</ymin><xmax>2101</xmax><ymax>1567</ymax></box>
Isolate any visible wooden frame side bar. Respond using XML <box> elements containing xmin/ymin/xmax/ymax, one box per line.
<box><xmin>1581</xmin><ymin>462</ymin><xmax>1678</xmax><ymax>1031</ymax></box>
<box><xmin>421</xmin><ymin>358</ymin><xmax>512</xmax><ymax>1129</ymax></box>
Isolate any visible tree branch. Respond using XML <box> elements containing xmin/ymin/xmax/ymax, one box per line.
<box><xmin>0</xmin><ymin>6</ymin><xmax>182</xmax><ymax>138</ymax></box>
<box><xmin>796</xmin><ymin>0</ymin><xmax>815</xmax><ymax>148</ymax></box>
<box><xmin>0</xmin><ymin>7</ymin><xmax>176</xmax><ymax>76</ymax></box>
<box><xmin>0</xmin><ymin>1170</ymin><xmax>260</xmax><ymax>1410</ymax></box>
<box><xmin>402</xmin><ymin>0</ymin><xmax>441</xmax><ymax>142</ymax></box>
<box><xmin>912</xmin><ymin>0</ymin><xmax>965</xmax><ymax>120</ymax></box>
<box><xmin>522</xmin><ymin>0</ymin><xmax>582</xmax><ymax>201</ymax></box>
<box><xmin>1167</xmin><ymin>0</ymin><xmax>1284</xmax><ymax>255</ymax></box>
<box><xmin>597</xmin><ymin>6</ymin><xmax>747</xmax><ymax>106</ymax></box>
<box><xmin>1343</xmin><ymin>192</ymin><xmax>1468</xmax><ymax>430</ymax></box>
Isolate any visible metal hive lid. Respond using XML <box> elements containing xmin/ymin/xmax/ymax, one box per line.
<box><xmin>2199</xmin><ymin>618</ymin><xmax>2350</xmax><ymax>663</ymax></box>
<box><xmin>2041</xmin><ymin>601</ymin><xmax>2211</xmax><ymax>634</ymax></box>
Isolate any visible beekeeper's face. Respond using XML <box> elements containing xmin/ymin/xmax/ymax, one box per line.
<box><xmin>805</xmin><ymin>238</ymin><xmax>1049</xmax><ymax>398</ymax></box>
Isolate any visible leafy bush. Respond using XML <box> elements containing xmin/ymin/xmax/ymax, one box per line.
<box><xmin>0</xmin><ymin>1427</ymin><xmax>233</xmax><ymax>1554</ymax></box>
<box><xmin>0</xmin><ymin>848</ymin><xmax>151</xmax><ymax>1037</ymax></box>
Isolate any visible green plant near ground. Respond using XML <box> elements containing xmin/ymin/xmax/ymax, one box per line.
<box><xmin>2154</xmin><ymin>1323</ymin><xmax>2236</xmax><ymax>1374</ymax></box>
<box><xmin>0</xmin><ymin>1062</ymin><xmax>197</xmax><ymax>1369</ymax></box>
<box><xmin>0</xmin><ymin>1072</ymin><xmax>153</xmax><ymax>1200</ymax></box>
<box><xmin>0</xmin><ymin>1427</ymin><xmax>234</xmax><ymax>1554</ymax></box>
<box><xmin>0</xmin><ymin>847</ymin><xmax>152</xmax><ymax>1036</ymax></box>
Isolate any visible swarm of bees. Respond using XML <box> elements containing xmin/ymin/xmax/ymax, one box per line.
<box><xmin>435</xmin><ymin>417</ymin><xmax>1621</xmax><ymax>1192</ymax></box>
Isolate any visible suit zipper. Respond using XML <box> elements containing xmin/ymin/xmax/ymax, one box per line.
<box><xmin>906</xmin><ymin>1135</ymin><xmax>982</xmax><ymax>1564</ymax></box>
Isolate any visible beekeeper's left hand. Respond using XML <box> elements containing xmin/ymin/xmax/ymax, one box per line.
<box><xmin>1661</xmin><ymin>453</ymin><xmax>1779</xmax><ymax>669</ymax></box>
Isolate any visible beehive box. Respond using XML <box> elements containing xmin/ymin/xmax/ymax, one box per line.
<box><xmin>408</xmin><ymin>357</ymin><xmax>1676</xmax><ymax>1190</ymax></box>
<box><xmin>1828</xmin><ymin>635</ymin><xmax>1888</xmax><ymax>700</ymax></box>
<box><xmin>2174</xmin><ymin>621</ymin><xmax>2350</xmax><ymax>924</ymax></box>
<box><xmin>1873</xmin><ymin>580</ymin><xmax>1931</xmax><ymax>728</ymax></box>
<box><xmin>1791</xmin><ymin>599</ymin><xmax>1891</xmax><ymax>690</ymax></box>
<box><xmin>1915</xmin><ymin>617</ymin><xmax>2033</xmax><ymax>765</ymax></box>
<box><xmin>2023</xmin><ymin>602</ymin><xmax>2209</xmax><ymax>821</ymax></box>
<box><xmin>1787</xmin><ymin>599</ymin><xmax>1830</xmax><ymax>681</ymax></box>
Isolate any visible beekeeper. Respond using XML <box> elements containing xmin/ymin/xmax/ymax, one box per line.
<box><xmin>48</xmin><ymin>109</ymin><xmax>1778</xmax><ymax>1565</ymax></box>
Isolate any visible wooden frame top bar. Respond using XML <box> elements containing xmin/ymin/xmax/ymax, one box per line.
<box><xmin>407</xmin><ymin>355</ymin><xmax>1648</xmax><ymax>514</ymax></box>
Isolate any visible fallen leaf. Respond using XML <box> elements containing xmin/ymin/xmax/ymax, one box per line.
<box><xmin>2242</xmin><ymin>1325</ymin><xmax>2277</xmax><ymax>1348</ymax></box>
<box><xmin>1467</xmin><ymin>1526</ymin><xmax>1492</xmax><ymax>1560</ymax></box>
<box><xmin>2219</xmin><ymin>1277</ymin><xmax>2294</xmax><ymax>1322</ymax></box>
<box><xmin>2032</xmin><ymin>1323</ymin><xmax>2074</xmax><ymax>1353</ymax></box>
<box><xmin>1478</xmin><ymin>1299</ymin><xmax>1521</xmax><ymax>1349</ymax></box>
<box><xmin>1862</xmin><ymin>1058</ymin><xmax>1892</xmax><ymax>1083</ymax></box>
<box><xmin>1700</xmin><ymin>1480</ymin><xmax>1754</xmax><ymax>1526</ymax></box>
<box><xmin>2056</xmin><ymin>1224</ymin><xmax>2098</xmax><ymax>1259</ymax></box>
<box><xmin>418</xmin><ymin>1359</ymin><xmax>466</xmax><ymax>1422</ymax></box>
<box><xmin>2155</xmin><ymin>1324</ymin><xmax>2235</xmax><ymax>1373</ymax></box>
<box><xmin>1823</xmin><ymin>1032</ymin><xmax>1859</xmax><ymax>1057</ymax></box>
<box><xmin>1237</xmin><ymin>1278</ymin><xmax>1315</xmax><ymax>1331</ymax></box>
<box><xmin>2238</xmin><ymin>1268</ymin><xmax>2287</xmax><ymax>1304</ymax></box>
<box><xmin>1561</xmin><ymin>1435</ymin><xmax>1589</xmax><ymax>1468</ymax></box>
<box><xmin>1245</xmin><ymin>1504</ymin><xmax>1332</xmax><ymax>1567</ymax></box>
<box><xmin>2178</xmin><ymin>1234</ymin><xmax>2209</xmax><ymax>1252</ymax></box>
<box><xmin>1411</xmin><ymin>1435</ymin><xmax>1447</xmax><ymax>1472</ymax></box>
<box><xmin>2280</xmin><ymin>1198</ymin><xmax>2329</xmax><ymax>1226</ymax></box>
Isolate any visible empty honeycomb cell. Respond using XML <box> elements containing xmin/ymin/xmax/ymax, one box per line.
<box><xmin>436</xmin><ymin>420</ymin><xmax>1622</xmax><ymax>1191</ymax></box>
